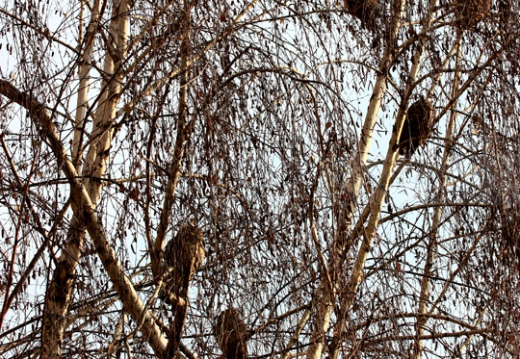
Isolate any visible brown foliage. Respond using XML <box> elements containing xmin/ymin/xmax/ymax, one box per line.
<box><xmin>4</xmin><ymin>1</ymin><xmax>520</xmax><ymax>358</ymax></box>
<box><xmin>397</xmin><ymin>98</ymin><xmax>434</xmax><ymax>159</ymax></box>
<box><xmin>214</xmin><ymin>309</ymin><xmax>248</xmax><ymax>359</ymax></box>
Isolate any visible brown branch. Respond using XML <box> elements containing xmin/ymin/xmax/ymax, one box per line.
<box><xmin>0</xmin><ymin>79</ymin><xmax>168</xmax><ymax>355</ymax></box>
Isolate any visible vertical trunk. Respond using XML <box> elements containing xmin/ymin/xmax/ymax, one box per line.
<box><xmin>152</xmin><ymin>0</ymin><xmax>193</xmax><ymax>277</ymax></box>
<box><xmin>306</xmin><ymin>281</ymin><xmax>334</xmax><ymax>359</ymax></box>
<box><xmin>413</xmin><ymin>35</ymin><xmax>462</xmax><ymax>359</ymax></box>
<box><xmin>307</xmin><ymin>72</ymin><xmax>387</xmax><ymax>359</ymax></box>
<box><xmin>280</xmin><ymin>308</ymin><xmax>311</xmax><ymax>359</ymax></box>
<box><xmin>325</xmin><ymin>1</ymin><xmax>440</xmax><ymax>357</ymax></box>
<box><xmin>306</xmin><ymin>3</ymin><xmax>404</xmax><ymax>359</ymax></box>
<box><xmin>7</xmin><ymin>81</ymin><xmax>170</xmax><ymax>356</ymax></box>
<box><xmin>72</xmin><ymin>0</ymin><xmax>102</xmax><ymax>167</ymax></box>
<box><xmin>41</xmin><ymin>1</ymin><xmax>129</xmax><ymax>358</ymax></box>
<box><xmin>109</xmin><ymin>311</ymin><xmax>128</xmax><ymax>359</ymax></box>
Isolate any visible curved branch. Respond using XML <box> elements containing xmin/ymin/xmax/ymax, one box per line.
<box><xmin>0</xmin><ymin>79</ymin><xmax>167</xmax><ymax>355</ymax></box>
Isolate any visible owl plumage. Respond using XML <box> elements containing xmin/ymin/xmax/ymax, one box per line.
<box><xmin>214</xmin><ymin>308</ymin><xmax>248</xmax><ymax>359</ymax></box>
<box><xmin>397</xmin><ymin>98</ymin><xmax>434</xmax><ymax>159</ymax></box>
<box><xmin>345</xmin><ymin>0</ymin><xmax>379</xmax><ymax>30</ymax></box>
<box><xmin>451</xmin><ymin>0</ymin><xmax>491</xmax><ymax>29</ymax></box>
<box><xmin>162</xmin><ymin>223</ymin><xmax>205</xmax><ymax>358</ymax></box>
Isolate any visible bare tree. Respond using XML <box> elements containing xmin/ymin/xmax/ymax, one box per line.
<box><xmin>0</xmin><ymin>1</ymin><xmax>519</xmax><ymax>359</ymax></box>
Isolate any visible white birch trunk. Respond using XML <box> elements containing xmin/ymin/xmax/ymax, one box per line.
<box><xmin>413</xmin><ymin>34</ymin><xmax>461</xmax><ymax>359</ymax></box>
<box><xmin>305</xmin><ymin>2</ymin><xmax>405</xmax><ymax>358</ymax></box>
<box><xmin>41</xmin><ymin>1</ymin><xmax>130</xmax><ymax>358</ymax></box>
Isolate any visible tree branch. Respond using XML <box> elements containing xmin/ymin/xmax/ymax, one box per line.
<box><xmin>0</xmin><ymin>79</ymin><xmax>168</xmax><ymax>355</ymax></box>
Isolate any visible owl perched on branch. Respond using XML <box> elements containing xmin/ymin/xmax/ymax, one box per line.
<box><xmin>163</xmin><ymin>223</ymin><xmax>205</xmax><ymax>295</ymax></box>
<box><xmin>397</xmin><ymin>97</ymin><xmax>434</xmax><ymax>159</ymax></box>
<box><xmin>162</xmin><ymin>223</ymin><xmax>205</xmax><ymax>357</ymax></box>
<box><xmin>451</xmin><ymin>0</ymin><xmax>491</xmax><ymax>29</ymax></box>
<box><xmin>344</xmin><ymin>0</ymin><xmax>379</xmax><ymax>30</ymax></box>
<box><xmin>214</xmin><ymin>308</ymin><xmax>249</xmax><ymax>359</ymax></box>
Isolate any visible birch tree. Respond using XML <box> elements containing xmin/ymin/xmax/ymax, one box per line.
<box><xmin>0</xmin><ymin>1</ymin><xmax>519</xmax><ymax>359</ymax></box>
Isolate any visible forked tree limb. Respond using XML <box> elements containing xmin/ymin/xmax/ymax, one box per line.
<box><xmin>0</xmin><ymin>79</ymin><xmax>168</xmax><ymax>356</ymax></box>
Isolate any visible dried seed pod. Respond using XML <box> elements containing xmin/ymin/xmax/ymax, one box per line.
<box><xmin>397</xmin><ymin>98</ymin><xmax>434</xmax><ymax>159</ymax></box>
<box><xmin>214</xmin><ymin>308</ymin><xmax>248</xmax><ymax>359</ymax></box>
<box><xmin>451</xmin><ymin>0</ymin><xmax>491</xmax><ymax>28</ymax></box>
<box><xmin>344</xmin><ymin>0</ymin><xmax>379</xmax><ymax>30</ymax></box>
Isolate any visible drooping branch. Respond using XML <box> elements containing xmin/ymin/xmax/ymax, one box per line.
<box><xmin>0</xmin><ymin>79</ymin><xmax>168</xmax><ymax>356</ymax></box>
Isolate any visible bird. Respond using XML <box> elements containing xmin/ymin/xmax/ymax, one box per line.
<box><xmin>344</xmin><ymin>0</ymin><xmax>379</xmax><ymax>30</ymax></box>
<box><xmin>450</xmin><ymin>0</ymin><xmax>491</xmax><ymax>29</ymax></box>
<box><xmin>163</xmin><ymin>223</ymin><xmax>205</xmax><ymax>294</ymax></box>
<box><xmin>214</xmin><ymin>308</ymin><xmax>249</xmax><ymax>359</ymax></box>
<box><xmin>397</xmin><ymin>97</ymin><xmax>434</xmax><ymax>159</ymax></box>
<box><xmin>162</xmin><ymin>223</ymin><xmax>205</xmax><ymax>357</ymax></box>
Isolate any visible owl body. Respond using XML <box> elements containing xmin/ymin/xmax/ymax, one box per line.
<box><xmin>163</xmin><ymin>223</ymin><xmax>205</xmax><ymax>296</ymax></box>
<box><xmin>345</xmin><ymin>0</ymin><xmax>379</xmax><ymax>30</ymax></box>
<box><xmin>214</xmin><ymin>309</ymin><xmax>248</xmax><ymax>359</ymax></box>
<box><xmin>451</xmin><ymin>0</ymin><xmax>491</xmax><ymax>28</ymax></box>
<box><xmin>162</xmin><ymin>224</ymin><xmax>205</xmax><ymax>357</ymax></box>
<box><xmin>398</xmin><ymin>98</ymin><xmax>434</xmax><ymax>159</ymax></box>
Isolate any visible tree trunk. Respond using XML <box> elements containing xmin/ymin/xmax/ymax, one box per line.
<box><xmin>413</xmin><ymin>32</ymin><xmax>461</xmax><ymax>359</ymax></box>
<box><xmin>41</xmin><ymin>1</ymin><xmax>129</xmax><ymax>357</ymax></box>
